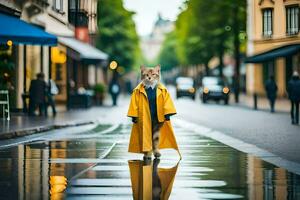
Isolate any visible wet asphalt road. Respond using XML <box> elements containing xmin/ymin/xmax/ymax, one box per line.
<box><xmin>1</xmin><ymin>85</ymin><xmax>300</xmax><ymax>199</ymax></box>
<box><xmin>171</xmin><ymin>89</ymin><xmax>300</xmax><ymax>165</ymax></box>
<box><xmin>0</xmin><ymin>120</ymin><xmax>299</xmax><ymax>199</ymax></box>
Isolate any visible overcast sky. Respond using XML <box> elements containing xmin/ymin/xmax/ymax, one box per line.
<box><xmin>123</xmin><ymin>0</ymin><xmax>185</xmax><ymax>36</ymax></box>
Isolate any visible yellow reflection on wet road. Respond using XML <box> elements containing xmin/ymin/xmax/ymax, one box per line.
<box><xmin>128</xmin><ymin>159</ymin><xmax>179</xmax><ymax>200</ymax></box>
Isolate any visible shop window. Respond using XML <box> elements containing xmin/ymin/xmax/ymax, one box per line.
<box><xmin>262</xmin><ymin>9</ymin><xmax>273</xmax><ymax>37</ymax></box>
<box><xmin>286</xmin><ymin>6</ymin><xmax>299</xmax><ymax>35</ymax></box>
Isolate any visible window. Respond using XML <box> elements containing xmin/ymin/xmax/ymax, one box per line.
<box><xmin>53</xmin><ymin>0</ymin><xmax>63</xmax><ymax>12</ymax></box>
<box><xmin>286</xmin><ymin>6</ymin><xmax>299</xmax><ymax>35</ymax></box>
<box><xmin>69</xmin><ymin>0</ymin><xmax>76</xmax><ymax>10</ymax></box>
<box><xmin>262</xmin><ymin>9</ymin><xmax>273</xmax><ymax>37</ymax></box>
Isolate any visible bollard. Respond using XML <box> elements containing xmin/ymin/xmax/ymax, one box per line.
<box><xmin>253</xmin><ymin>93</ymin><xmax>257</xmax><ymax>110</ymax></box>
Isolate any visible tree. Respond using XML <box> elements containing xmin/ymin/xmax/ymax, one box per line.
<box><xmin>231</xmin><ymin>0</ymin><xmax>247</xmax><ymax>102</ymax></box>
<box><xmin>172</xmin><ymin>0</ymin><xmax>246</xmax><ymax>77</ymax></box>
<box><xmin>175</xmin><ymin>6</ymin><xmax>191</xmax><ymax>66</ymax></box>
<box><xmin>96</xmin><ymin>0</ymin><xmax>141</xmax><ymax>72</ymax></box>
<box><xmin>157</xmin><ymin>32</ymin><xmax>179</xmax><ymax>71</ymax></box>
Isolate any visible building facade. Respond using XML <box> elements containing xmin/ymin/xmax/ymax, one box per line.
<box><xmin>141</xmin><ymin>14</ymin><xmax>174</xmax><ymax>62</ymax></box>
<box><xmin>246</xmin><ymin>0</ymin><xmax>300</xmax><ymax>97</ymax></box>
<box><xmin>0</xmin><ymin>0</ymin><xmax>107</xmax><ymax>111</ymax></box>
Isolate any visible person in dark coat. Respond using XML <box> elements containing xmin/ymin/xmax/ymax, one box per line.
<box><xmin>45</xmin><ymin>79</ymin><xmax>58</xmax><ymax>117</ymax></box>
<box><xmin>109</xmin><ymin>73</ymin><xmax>121</xmax><ymax>106</ymax></box>
<box><xmin>265</xmin><ymin>75</ymin><xmax>278</xmax><ymax>113</ymax></box>
<box><xmin>287</xmin><ymin>71</ymin><xmax>300</xmax><ymax>125</ymax></box>
<box><xmin>28</xmin><ymin>73</ymin><xmax>47</xmax><ymax>116</ymax></box>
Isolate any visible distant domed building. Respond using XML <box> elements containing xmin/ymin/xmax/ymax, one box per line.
<box><xmin>141</xmin><ymin>13</ymin><xmax>174</xmax><ymax>61</ymax></box>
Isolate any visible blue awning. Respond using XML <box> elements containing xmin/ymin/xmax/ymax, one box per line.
<box><xmin>0</xmin><ymin>13</ymin><xmax>57</xmax><ymax>46</ymax></box>
<box><xmin>244</xmin><ymin>44</ymin><xmax>300</xmax><ymax>63</ymax></box>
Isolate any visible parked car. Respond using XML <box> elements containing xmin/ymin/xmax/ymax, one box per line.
<box><xmin>200</xmin><ymin>76</ymin><xmax>230</xmax><ymax>104</ymax></box>
<box><xmin>176</xmin><ymin>77</ymin><xmax>196</xmax><ymax>100</ymax></box>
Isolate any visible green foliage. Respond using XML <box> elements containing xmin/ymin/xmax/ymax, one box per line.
<box><xmin>0</xmin><ymin>51</ymin><xmax>15</xmax><ymax>89</ymax></box>
<box><xmin>157</xmin><ymin>32</ymin><xmax>179</xmax><ymax>71</ymax></box>
<box><xmin>175</xmin><ymin>6</ymin><xmax>192</xmax><ymax>65</ymax></box>
<box><xmin>96</xmin><ymin>0</ymin><xmax>141</xmax><ymax>72</ymax></box>
<box><xmin>0</xmin><ymin>49</ymin><xmax>16</xmax><ymax>108</ymax></box>
<box><xmin>93</xmin><ymin>83</ymin><xmax>106</xmax><ymax>94</ymax></box>
<box><xmin>159</xmin><ymin>0</ymin><xmax>246</xmax><ymax>73</ymax></box>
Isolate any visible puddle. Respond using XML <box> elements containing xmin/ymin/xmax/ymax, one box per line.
<box><xmin>0</xmin><ymin>124</ymin><xmax>299</xmax><ymax>200</ymax></box>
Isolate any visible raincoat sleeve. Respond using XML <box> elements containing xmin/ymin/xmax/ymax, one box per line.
<box><xmin>127</xmin><ymin>90</ymin><xmax>139</xmax><ymax>118</ymax></box>
<box><xmin>163</xmin><ymin>90</ymin><xmax>177</xmax><ymax>116</ymax></box>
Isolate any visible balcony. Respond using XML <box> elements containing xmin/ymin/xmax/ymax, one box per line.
<box><xmin>15</xmin><ymin>0</ymin><xmax>49</xmax><ymax>7</ymax></box>
<box><xmin>69</xmin><ymin>9</ymin><xmax>88</xmax><ymax>27</ymax></box>
<box><xmin>18</xmin><ymin>0</ymin><xmax>49</xmax><ymax>18</ymax></box>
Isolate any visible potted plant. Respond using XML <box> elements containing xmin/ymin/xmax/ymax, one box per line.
<box><xmin>93</xmin><ymin>83</ymin><xmax>106</xmax><ymax>105</ymax></box>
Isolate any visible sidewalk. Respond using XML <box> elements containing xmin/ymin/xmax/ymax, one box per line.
<box><xmin>231</xmin><ymin>93</ymin><xmax>290</xmax><ymax>113</ymax></box>
<box><xmin>0</xmin><ymin>92</ymin><xmax>292</xmax><ymax>139</ymax></box>
<box><xmin>0</xmin><ymin>95</ymin><xmax>130</xmax><ymax>139</ymax></box>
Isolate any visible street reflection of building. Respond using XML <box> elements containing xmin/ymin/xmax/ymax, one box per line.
<box><xmin>203</xmin><ymin>149</ymin><xmax>248</xmax><ymax>197</ymax></box>
<box><xmin>246</xmin><ymin>0</ymin><xmax>300</xmax><ymax>97</ymax></box>
<box><xmin>25</xmin><ymin>143</ymin><xmax>50</xmax><ymax>200</ymax></box>
<box><xmin>247</xmin><ymin>155</ymin><xmax>300</xmax><ymax>200</ymax></box>
<box><xmin>0</xmin><ymin>140</ymin><xmax>99</xmax><ymax>199</ymax></box>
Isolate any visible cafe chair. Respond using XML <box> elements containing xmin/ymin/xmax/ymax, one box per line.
<box><xmin>0</xmin><ymin>90</ymin><xmax>10</xmax><ymax>120</ymax></box>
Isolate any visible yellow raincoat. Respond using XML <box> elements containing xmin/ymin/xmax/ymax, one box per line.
<box><xmin>127</xmin><ymin>83</ymin><xmax>181</xmax><ymax>157</ymax></box>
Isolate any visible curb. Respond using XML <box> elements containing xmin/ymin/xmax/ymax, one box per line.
<box><xmin>0</xmin><ymin>121</ymin><xmax>95</xmax><ymax>140</ymax></box>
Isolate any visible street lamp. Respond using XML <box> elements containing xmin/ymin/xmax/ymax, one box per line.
<box><xmin>110</xmin><ymin>61</ymin><xmax>118</xmax><ymax>70</ymax></box>
<box><xmin>6</xmin><ymin>40</ymin><xmax>13</xmax><ymax>47</ymax></box>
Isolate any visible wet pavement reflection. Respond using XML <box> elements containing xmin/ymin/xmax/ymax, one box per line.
<box><xmin>128</xmin><ymin>159</ymin><xmax>179</xmax><ymax>200</ymax></box>
<box><xmin>0</xmin><ymin>123</ymin><xmax>299</xmax><ymax>200</ymax></box>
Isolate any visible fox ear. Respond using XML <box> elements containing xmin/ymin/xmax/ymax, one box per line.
<box><xmin>155</xmin><ymin>64</ymin><xmax>161</xmax><ymax>73</ymax></box>
<box><xmin>140</xmin><ymin>65</ymin><xmax>146</xmax><ymax>72</ymax></box>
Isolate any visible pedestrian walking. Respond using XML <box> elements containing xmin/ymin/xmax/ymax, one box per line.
<box><xmin>109</xmin><ymin>75</ymin><xmax>120</xmax><ymax>106</ymax></box>
<box><xmin>45</xmin><ymin>79</ymin><xmax>58</xmax><ymax>116</ymax></box>
<box><xmin>265</xmin><ymin>75</ymin><xmax>278</xmax><ymax>112</ymax></box>
<box><xmin>28</xmin><ymin>73</ymin><xmax>47</xmax><ymax>116</ymax></box>
<box><xmin>287</xmin><ymin>71</ymin><xmax>300</xmax><ymax>125</ymax></box>
<box><xmin>125</xmin><ymin>80</ymin><xmax>132</xmax><ymax>94</ymax></box>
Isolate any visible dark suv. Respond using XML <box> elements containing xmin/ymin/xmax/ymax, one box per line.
<box><xmin>176</xmin><ymin>77</ymin><xmax>196</xmax><ymax>100</ymax></box>
<box><xmin>200</xmin><ymin>76</ymin><xmax>230</xmax><ymax>104</ymax></box>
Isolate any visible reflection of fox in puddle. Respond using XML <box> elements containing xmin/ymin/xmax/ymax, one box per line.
<box><xmin>128</xmin><ymin>159</ymin><xmax>179</xmax><ymax>200</ymax></box>
<box><xmin>152</xmin><ymin>159</ymin><xmax>162</xmax><ymax>200</ymax></box>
